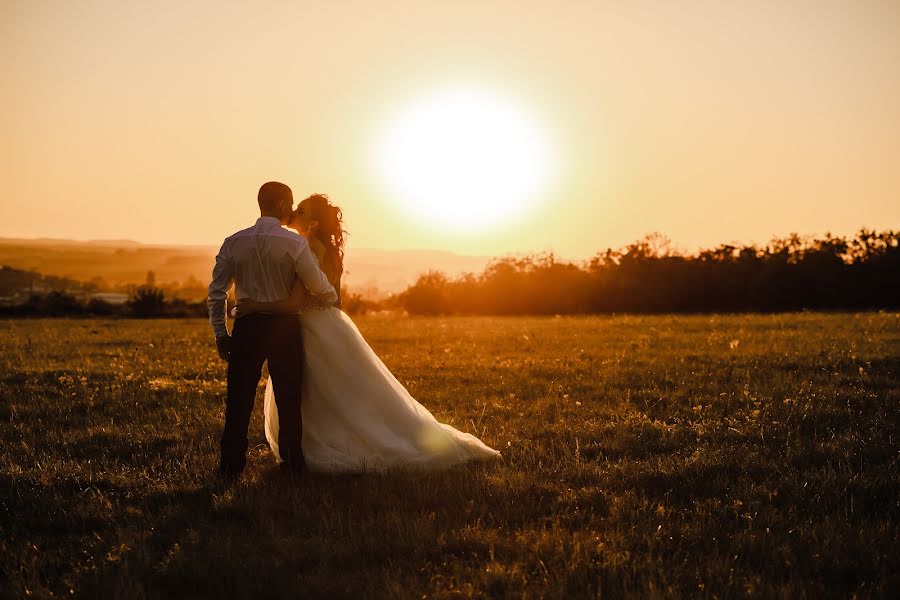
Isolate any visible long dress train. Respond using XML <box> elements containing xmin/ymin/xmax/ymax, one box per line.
<box><xmin>263</xmin><ymin>307</ymin><xmax>501</xmax><ymax>472</ymax></box>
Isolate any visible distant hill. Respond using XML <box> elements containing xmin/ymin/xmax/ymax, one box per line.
<box><xmin>0</xmin><ymin>238</ymin><xmax>216</xmax><ymax>289</ymax></box>
<box><xmin>1</xmin><ymin>238</ymin><xmax>143</xmax><ymax>247</ymax></box>
<box><xmin>0</xmin><ymin>238</ymin><xmax>491</xmax><ymax>297</ymax></box>
<box><xmin>0</xmin><ymin>265</ymin><xmax>95</xmax><ymax>302</ymax></box>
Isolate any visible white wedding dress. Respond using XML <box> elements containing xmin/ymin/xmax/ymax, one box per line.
<box><xmin>262</xmin><ymin>305</ymin><xmax>501</xmax><ymax>473</ymax></box>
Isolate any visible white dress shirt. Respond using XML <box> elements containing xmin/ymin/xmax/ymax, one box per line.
<box><xmin>207</xmin><ymin>216</ymin><xmax>338</xmax><ymax>338</ymax></box>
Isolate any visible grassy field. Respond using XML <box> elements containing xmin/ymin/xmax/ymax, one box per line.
<box><xmin>1</xmin><ymin>313</ymin><xmax>898</xmax><ymax>598</ymax></box>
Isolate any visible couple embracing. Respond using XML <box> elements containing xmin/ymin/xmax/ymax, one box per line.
<box><xmin>207</xmin><ymin>182</ymin><xmax>500</xmax><ymax>484</ymax></box>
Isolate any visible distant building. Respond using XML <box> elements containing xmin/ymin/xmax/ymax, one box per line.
<box><xmin>0</xmin><ymin>293</ymin><xmax>23</xmax><ymax>306</ymax></box>
<box><xmin>90</xmin><ymin>292</ymin><xmax>129</xmax><ymax>305</ymax></box>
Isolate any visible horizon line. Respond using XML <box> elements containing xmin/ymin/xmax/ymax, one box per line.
<box><xmin>1</xmin><ymin>225</ymin><xmax>897</xmax><ymax>260</ymax></box>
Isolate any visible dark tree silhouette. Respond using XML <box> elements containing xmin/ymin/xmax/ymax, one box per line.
<box><xmin>399</xmin><ymin>271</ymin><xmax>452</xmax><ymax>316</ymax></box>
<box><xmin>128</xmin><ymin>286</ymin><xmax>167</xmax><ymax>318</ymax></box>
<box><xmin>398</xmin><ymin>230</ymin><xmax>900</xmax><ymax>315</ymax></box>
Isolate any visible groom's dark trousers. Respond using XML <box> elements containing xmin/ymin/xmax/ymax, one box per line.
<box><xmin>220</xmin><ymin>313</ymin><xmax>304</xmax><ymax>477</ymax></box>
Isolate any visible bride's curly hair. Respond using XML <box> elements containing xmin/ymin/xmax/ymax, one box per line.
<box><xmin>304</xmin><ymin>193</ymin><xmax>346</xmax><ymax>272</ymax></box>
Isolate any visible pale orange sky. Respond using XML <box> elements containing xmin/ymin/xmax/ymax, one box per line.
<box><xmin>2</xmin><ymin>0</ymin><xmax>899</xmax><ymax>259</ymax></box>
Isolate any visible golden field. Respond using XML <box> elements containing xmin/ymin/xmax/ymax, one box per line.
<box><xmin>1</xmin><ymin>314</ymin><xmax>898</xmax><ymax>598</ymax></box>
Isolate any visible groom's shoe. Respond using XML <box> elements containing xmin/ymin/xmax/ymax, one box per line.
<box><xmin>214</xmin><ymin>465</ymin><xmax>241</xmax><ymax>489</ymax></box>
<box><xmin>277</xmin><ymin>461</ymin><xmax>307</xmax><ymax>482</ymax></box>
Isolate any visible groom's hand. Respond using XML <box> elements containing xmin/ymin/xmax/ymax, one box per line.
<box><xmin>215</xmin><ymin>335</ymin><xmax>232</xmax><ymax>362</ymax></box>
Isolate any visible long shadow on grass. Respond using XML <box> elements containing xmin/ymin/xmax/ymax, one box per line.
<box><xmin>85</xmin><ymin>462</ymin><xmax>500</xmax><ymax>599</ymax></box>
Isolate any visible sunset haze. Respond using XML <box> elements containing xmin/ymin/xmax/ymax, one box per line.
<box><xmin>2</xmin><ymin>0</ymin><xmax>899</xmax><ymax>258</ymax></box>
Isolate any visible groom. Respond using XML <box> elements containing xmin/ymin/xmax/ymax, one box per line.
<box><xmin>207</xmin><ymin>181</ymin><xmax>338</xmax><ymax>483</ymax></box>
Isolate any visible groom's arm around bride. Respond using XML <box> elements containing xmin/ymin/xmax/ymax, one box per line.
<box><xmin>207</xmin><ymin>184</ymin><xmax>337</xmax><ymax>360</ymax></box>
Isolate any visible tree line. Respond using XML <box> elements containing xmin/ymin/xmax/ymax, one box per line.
<box><xmin>397</xmin><ymin>230</ymin><xmax>900</xmax><ymax>315</ymax></box>
<box><xmin>4</xmin><ymin>230</ymin><xmax>897</xmax><ymax>318</ymax></box>
<box><xmin>0</xmin><ymin>282</ymin><xmax>374</xmax><ymax>319</ymax></box>
<box><xmin>0</xmin><ymin>286</ymin><xmax>208</xmax><ymax>318</ymax></box>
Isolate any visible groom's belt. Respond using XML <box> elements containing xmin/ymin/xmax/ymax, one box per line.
<box><xmin>237</xmin><ymin>310</ymin><xmax>301</xmax><ymax>318</ymax></box>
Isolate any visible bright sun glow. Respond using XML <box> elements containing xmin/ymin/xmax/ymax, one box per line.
<box><xmin>376</xmin><ymin>87</ymin><xmax>555</xmax><ymax>231</ymax></box>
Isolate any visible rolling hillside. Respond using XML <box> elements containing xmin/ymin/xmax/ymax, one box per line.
<box><xmin>0</xmin><ymin>238</ymin><xmax>492</xmax><ymax>297</ymax></box>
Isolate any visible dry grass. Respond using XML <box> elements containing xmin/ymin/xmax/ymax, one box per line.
<box><xmin>1</xmin><ymin>313</ymin><xmax>898</xmax><ymax>598</ymax></box>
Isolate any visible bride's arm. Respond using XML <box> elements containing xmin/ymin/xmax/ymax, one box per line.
<box><xmin>333</xmin><ymin>273</ymin><xmax>342</xmax><ymax>309</ymax></box>
<box><xmin>307</xmin><ymin>237</ymin><xmax>343</xmax><ymax>308</ymax></box>
<box><xmin>234</xmin><ymin>280</ymin><xmax>308</xmax><ymax>317</ymax></box>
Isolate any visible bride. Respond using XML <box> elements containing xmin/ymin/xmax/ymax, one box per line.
<box><xmin>236</xmin><ymin>194</ymin><xmax>501</xmax><ymax>473</ymax></box>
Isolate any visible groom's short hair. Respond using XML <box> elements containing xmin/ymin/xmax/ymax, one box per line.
<box><xmin>258</xmin><ymin>181</ymin><xmax>293</xmax><ymax>212</ymax></box>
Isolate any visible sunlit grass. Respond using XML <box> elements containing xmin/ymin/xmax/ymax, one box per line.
<box><xmin>1</xmin><ymin>313</ymin><xmax>898</xmax><ymax>598</ymax></box>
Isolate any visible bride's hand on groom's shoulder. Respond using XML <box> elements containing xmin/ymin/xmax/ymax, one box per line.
<box><xmin>215</xmin><ymin>335</ymin><xmax>232</xmax><ymax>362</ymax></box>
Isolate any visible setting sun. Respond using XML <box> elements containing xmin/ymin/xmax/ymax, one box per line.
<box><xmin>375</xmin><ymin>87</ymin><xmax>555</xmax><ymax>231</ymax></box>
